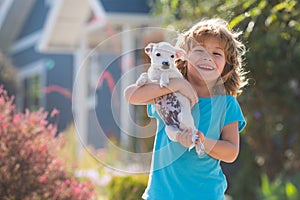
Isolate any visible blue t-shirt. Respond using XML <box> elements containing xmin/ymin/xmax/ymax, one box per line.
<box><xmin>142</xmin><ymin>95</ymin><xmax>246</xmax><ymax>200</ymax></box>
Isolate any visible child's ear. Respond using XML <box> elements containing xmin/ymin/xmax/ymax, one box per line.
<box><xmin>175</xmin><ymin>48</ymin><xmax>186</xmax><ymax>60</ymax></box>
<box><xmin>145</xmin><ymin>43</ymin><xmax>155</xmax><ymax>55</ymax></box>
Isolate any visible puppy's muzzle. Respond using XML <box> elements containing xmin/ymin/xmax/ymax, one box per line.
<box><xmin>162</xmin><ymin>61</ymin><xmax>170</xmax><ymax>69</ymax></box>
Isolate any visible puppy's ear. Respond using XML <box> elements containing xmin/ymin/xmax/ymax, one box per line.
<box><xmin>145</xmin><ymin>43</ymin><xmax>155</xmax><ymax>55</ymax></box>
<box><xmin>175</xmin><ymin>48</ymin><xmax>186</xmax><ymax>60</ymax></box>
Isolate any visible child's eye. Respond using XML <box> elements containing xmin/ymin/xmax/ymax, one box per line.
<box><xmin>156</xmin><ymin>52</ymin><xmax>161</xmax><ymax>56</ymax></box>
<box><xmin>213</xmin><ymin>52</ymin><xmax>223</xmax><ymax>56</ymax></box>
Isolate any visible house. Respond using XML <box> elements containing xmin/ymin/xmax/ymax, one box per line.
<box><xmin>0</xmin><ymin>0</ymin><xmax>167</xmax><ymax>154</ymax></box>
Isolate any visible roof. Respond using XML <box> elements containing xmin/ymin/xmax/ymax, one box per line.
<box><xmin>0</xmin><ymin>0</ymin><xmax>36</xmax><ymax>51</ymax></box>
<box><xmin>38</xmin><ymin>0</ymin><xmax>154</xmax><ymax>53</ymax></box>
<box><xmin>38</xmin><ymin>0</ymin><xmax>91</xmax><ymax>53</ymax></box>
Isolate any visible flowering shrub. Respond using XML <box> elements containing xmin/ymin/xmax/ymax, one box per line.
<box><xmin>0</xmin><ymin>86</ymin><xmax>95</xmax><ymax>199</ymax></box>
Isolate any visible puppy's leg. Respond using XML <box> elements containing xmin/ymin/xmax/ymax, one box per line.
<box><xmin>176</xmin><ymin>94</ymin><xmax>205</xmax><ymax>155</ymax></box>
<box><xmin>160</xmin><ymin>72</ymin><xmax>170</xmax><ymax>87</ymax></box>
<box><xmin>165</xmin><ymin>126</ymin><xmax>179</xmax><ymax>141</ymax></box>
<box><xmin>136</xmin><ymin>72</ymin><xmax>149</xmax><ymax>86</ymax></box>
<box><xmin>176</xmin><ymin>94</ymin><xmax>194</xmax><ymax>129</ymax></box>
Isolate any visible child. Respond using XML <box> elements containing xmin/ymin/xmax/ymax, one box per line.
<box><xmin>124</xmin><ymin>18</ymin><xmax>247</xmax><ymax>200</ymax></box>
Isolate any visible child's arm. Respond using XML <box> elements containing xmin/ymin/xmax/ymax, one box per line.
<box><xmin>202</xmin><ymin>122</ymin><xmax>239</xmax><ymax>163</ymax></box>
<box><xmin>176</xmin><ymin>122</ymin><xmax>239</xmax><ymax>163</ymax></box>
<box><xmin>124</xmin><ymin>78</ymin><xmax>198</xmax><ymax>106</ymax></box>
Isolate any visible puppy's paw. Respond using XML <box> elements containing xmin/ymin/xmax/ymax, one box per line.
<box><xmin>159</xmin><ymin>80</ymin><xmax>169</xmax><ymax>88</ymax></box>
<box><xmin>136</xmin><ymin>73</ymin><xmax>148</xmax><ymax>86</ymax></box>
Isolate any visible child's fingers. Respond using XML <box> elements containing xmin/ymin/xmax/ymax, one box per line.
<box><xmin>196</xmin><ymin>131</ymin><xmax>205</xmax><ymax>144</ymax></box>
<box><xmin>189</xmin><ymin>91</ymin><xmax>198</xmax><ymax>107</ymax></box>
<box><xmin>176</xmin><ymin>128</ymin><xmax>193</xmax><ymax>147</ymax></box>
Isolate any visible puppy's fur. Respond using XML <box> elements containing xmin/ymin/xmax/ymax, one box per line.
<box><xmin>136</xmin><ymin>42</ymin><xmax>195</xmax><ymax>142</ymax></box>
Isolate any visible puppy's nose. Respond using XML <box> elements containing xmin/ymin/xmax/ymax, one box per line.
<box><xmin>162</xmin><ymin>61</ymin><xmax>170</xmax><ymax>69</ymax></box>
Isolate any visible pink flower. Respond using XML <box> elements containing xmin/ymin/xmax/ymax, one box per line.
<box><xmin>13</xmin><ymin>114</ymin><xmax>20</xmax><ymax>124</ymax></box>
<box><xmin>39</xmin><ymin>145</ymin><xmax>47</xmax><ymax>152</ymax></box>
<box><xmin>39</xmin><ymin>175</ymin><xmax>47</xmax><ymax>183</ymax></box>
<box><xmin>50</xmin><ymin>109</ymin><xmax>60</xmax><ymax>118</ymax></box>
<box><xmin>74</xmin><ymin>185</ymin><xmax>81</xmax><ymax>195</ymax></box>
<box><xmin>64</xmin><ymin>179</ymin><xmax>71</xmax><ymax>185</ymax></box>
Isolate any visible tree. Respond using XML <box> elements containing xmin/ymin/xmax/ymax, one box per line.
<box><xmin>228</xmin><ymin>0</ymin><xmax>300</xmax><ymax>180</ymax></box>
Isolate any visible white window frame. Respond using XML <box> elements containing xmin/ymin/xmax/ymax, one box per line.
<box><xmin>17</xmin><ymin>60</ymin><xmax>46</xmax><ymax>111</ymax></box>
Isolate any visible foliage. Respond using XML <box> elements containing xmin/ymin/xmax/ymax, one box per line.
<box><xmin>149</xmin><ymin>0</ymin><xmax>226</xmax><ymax>29</ymax></box>
<box><xmin>0</xmin><ymin>86</ymin><xmax>96</xmax><ymax>200</ymax></box>
<box><xmin>107</xmin><ymin>175</ymin><xmax>148</xmax><ymax>200</ymax></box>
<box><xmin>229</xmin><ymin>140</ymin><xmax>261</xmax><ymax>200</ymax></box>
<box><xmin>258</xmin><ymin>173</ymin><xmax>299</xmax><ymax>200</ymax></box>
<box><xmin>59</xmin><ymin>124</ymin><xmax>111</xmax><ymax>199</ymax></box>
<box><xmin>230</xmin><ymin>0</ymin><xmax>300</xmax><ymax>181</ymax></box>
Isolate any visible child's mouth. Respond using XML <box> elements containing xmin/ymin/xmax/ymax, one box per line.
<box><xmin>197</xmin><ymin>65</ymin><xmax>215</xmax><ymax>71</ymax></box>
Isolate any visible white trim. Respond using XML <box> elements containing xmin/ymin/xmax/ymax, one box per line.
<box><xmin>88</xmin><ymin>0</ymin><xmax>106</xmax><ymax>21</ymax></box>
<box><xmin>10</xmin><ymin>30</ymin><xmax>42</xmax><ymax>54</ymax></box>
<box><xmin>0</xmin><ymin>0</ymin><xmax>14</xmax><ymax>29</ymax></box>
<box><xmin>36</xmin><ymin>46</ymin><xmax>76</xmax><ymax>54</ymax></box>
<box><xmin>73</xmin><ymin>34</ymin><xmax>89</xmax><ymax>156</ymax></box>
<box><xmin>120</xmin><ymin>24</ymin><xmax>135</xmax><ymax>148</ymax></box>
<box><xmin>85</xmin><ymin>13</ymin><xmax>157</xmax><ymax>32</ymax></box>
<box><xmin>37</xmin><ymin>0</ymin><xmax>64</xmax><ymax>52</ymax></box>
<box><xmin>18</xmin><ymin>61</ymin><xmax>44</xmax><ymax>79</ymax></box>
<box><xmin>106</xmin><ymin>13</ymin><xmax>157</xmax><ymax>26</ymax></box>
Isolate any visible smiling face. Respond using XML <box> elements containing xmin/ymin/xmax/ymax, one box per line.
<box><xmin>187</xmin><ymin>36</ymin><xmax>226</xmax><ymax>83</ymax></box>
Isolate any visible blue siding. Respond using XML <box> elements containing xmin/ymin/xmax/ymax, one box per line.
<box><xmin>12</xmin><ymin>47</ymin><xmax>72</xmax><ymax>68</ymax></box>
<box><xmin>45</xmin><ymin>55</ymin><xmax>73</xmax><ymax>132</ymax></box>
<box><xmin>100</xmin><ymin>0</ymin><xmax>151</xmax><ymax>13</ymax></box>
<box><xmin>12</xmin><ymin>47</ymin><xmax>73</xmax><ymax>132</ymax></box>
<box><xmin>94</xmin><ymin>55</ymin><xmax>122</xmax><ymax>144</ymax></box>
<box><xmin>16</xmin><ymin>0</ymin><xmax>49</xmax><ymax>40</ymax></box>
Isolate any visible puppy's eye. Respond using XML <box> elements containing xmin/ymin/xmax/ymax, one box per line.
<box><xmin>171</xmin><ymin>55</ymin><xmax>174</xmax><ymax>58</ymax></box>
<box><xmin>156</xmin><ymin>53</ymin><xmax>161</xmax><ymax>56</ymax></box>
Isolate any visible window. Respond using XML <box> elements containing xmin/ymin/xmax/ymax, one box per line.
<box><xmin>17</xmin><ymin>60</ymin><xmax>46</xmax><ymax>112</ymax></box>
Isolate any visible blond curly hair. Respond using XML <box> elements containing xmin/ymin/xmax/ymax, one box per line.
<box><xmin>176</xmin><ymin>18</ymin><xmax>248</xmax><ymax>97</ymax></box>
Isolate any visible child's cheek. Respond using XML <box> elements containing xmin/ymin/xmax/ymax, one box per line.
<box><xmin>187</xmin><ymin>53</ymin><xmax>198</xmax><ymax>63</ymax></box>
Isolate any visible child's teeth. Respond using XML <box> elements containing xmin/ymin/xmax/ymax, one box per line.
<box><xmin>200</xmin><ymin>65</ymin><xmax>213</xmax><ymax>70</ymax></box>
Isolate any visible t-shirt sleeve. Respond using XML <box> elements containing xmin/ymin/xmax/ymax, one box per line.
<box><xmin>225</xmin><ymin>96</ymin><xmax>246</xmax><ymax>132</ymax></box>
<box><xmin>147</xmin><ymin>104</ymin><xmax>158</xmax><ymax>118</ymax></box>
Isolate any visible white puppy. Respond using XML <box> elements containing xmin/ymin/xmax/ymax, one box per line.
<box><xmin>136</xmin><ymin>42</ymin><xmax>205</xmax><ymax>155</ymax></box>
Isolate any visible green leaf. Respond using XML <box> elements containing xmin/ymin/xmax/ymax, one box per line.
<box><xmin>171</xmin><ymin>0</ymin><xmax>179</xmax><ymax>9</ymax></box>
<box><xmin>285</xmin><ymin>182</ymin><xmax>298</xmax><ymax>198</ymax></box>
<box><xmin>261</xmin><ymin>173</ymin><xmax>271</xmax><ymax>196</ymax></box>
<box><xmin>229</xmin><ymin>13</ymin><xmax>247</xmax><ymax>29</ymax></box>
<box><xmin>265</xmin><ymin>14</ymin><xmax>277</xmax><ymax>27</ymax></box>
<box><xmin>271</xmin><ymin>0</ymin><xmax>296</xmax><ymax>13</ymax></box>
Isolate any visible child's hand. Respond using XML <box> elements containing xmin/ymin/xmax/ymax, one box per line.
<box><xmin>195</xmin><ymin>131</ymin><xmax>205</xmax><ymax>145</ymax></box>
<box><xmin>176</xmin><ymin>128</ymin><xmax>205</xmax><ymax>149</ymax></box>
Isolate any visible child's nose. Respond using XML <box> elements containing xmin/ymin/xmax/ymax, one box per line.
<box><xmin>201</xmin><ymin>51</ymin><xmax>212</xmax><ymax>61</ymax></box>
